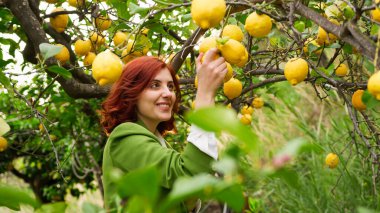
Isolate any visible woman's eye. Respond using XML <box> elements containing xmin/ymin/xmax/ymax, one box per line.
<box><xmin>168</xmin><ymin>84</ymin><xmax>175</xmax><ymax>91</ymax></box>
<box><xmin>150</xmin><ymin>82</ymin><xmax>160</xmax><ymax>89</ymax></box>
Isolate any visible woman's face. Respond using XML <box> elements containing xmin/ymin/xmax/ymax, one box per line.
<box><xmin>136</xmin><ymin>68</ymin><xmax>176</xmax><ymax>129</ymax></box>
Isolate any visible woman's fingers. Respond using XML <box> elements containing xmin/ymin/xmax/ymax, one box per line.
<box><xmin>196</xmin><ymin>52</ymin><xmax>204</xmax><ymax>70</ymax></box>
<box><xmin>202</xmin><ymin>48</ymin><xmax>219</xmax><ymax>64</ymax></box>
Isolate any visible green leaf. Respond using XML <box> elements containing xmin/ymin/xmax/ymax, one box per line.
<box><xmin>128</xmin><ymin>2</ymin><xmax>150</xmax><ymax>16</ymax></box>
<box><xmin>0</xmin><ymin>117</ymin><xmax>10</xmax><ymax>136</ymax></box>
<box><xmin>186</xmin><ymin>106</ymin><xmax>259</xmax><ymax>151</ymax></box>
<box><xmin>364</xmin><ymin>59</ymin><xmax>375</xmax><ymax>73</ymax></box>
<box><xmin>276</xmin><ymin>138</ymin><xmax>315</xmax><ymax>157</ymax></box>
<box><xmin>0</xmin><ymin>184</ymin><xmax>40</xmax><ymax>210</ymax></box>
<box><xmin>82</xmin><ymin>202</ymin><xmax>104</xmax><ymax>213</ymax></box>
<box><xmin>342</xmin><ymin>44</ymin><xmax>353</xmax><ymax>54</ymax></box>
<box><xmin>0</xmin><ymin>69</ymin><xmax>11</xmax><ymax>88</ymax></box>
<box><xmin>212</xmin><ymin>157</ymin><xmax>237</xmax><ymax>175</ymax></box>
<box><xmin>362</xmin><ymin>90</ymin><xmax>380</xmax><ymax>109</ymax></box>
<box><xmin>213</xmin><ymin>183</ymin><xmax>244</xmax><ymax>212</ymax></box>
<box><xmin>35</xmin><ymin>202</ymin><xmax>67</xmax><ymax>213</ymax></box>
<box><xmin>294</xmin><ymin>21</ymin><xmax>305</xmax><ymax>32</ymax></box>
<box><xmin>268</xmin><ymin>168</ymin><xmax>300</xmax><ymax>189</ymax></box>
<box><xmin>39</xmin><ymin>43</ymin><xmax>62</xmax><ymax>60</ymax></box>
<box><xmin>328</xmin><ymin>43</ymin><xmax>341</xmax><ymax>49</ymax></box>
<box><xmin>47</xmin><ymin>65</ymin><xmax>72</xmax><ymax>79</ymax></box>
<box><xmin>162</xmin><ymin>174</ymin><xmax>244</xmax><ymax>212</ymax></box>
<box><xmin>357</xmin><ymin>206</ymin><xmax>378</xmax><ymax>213</ymax></box>
<box><xmin>108</xmin><ymin>0</ymin><xmax>130</xmax><ymax>20</ymax></box>
<box><xmin>116</xmin><ymin>166</ymin><xmax>160</xmax><ymax>204</ymax></box>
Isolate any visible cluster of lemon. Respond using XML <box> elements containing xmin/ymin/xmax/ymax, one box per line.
<box><xmin>45</xmin><ymin>0</ymin><xmax>152</xmax><ymax>86</ymax></box>
<box><xmin>191</xmin><ymin>0</ymin><xmax>272</xmax><ymax>102</ymax></box>
<box><xmin>239</xmin><ymin>97</ymin><xmax>264</xmax><ymax>125</ymax></box>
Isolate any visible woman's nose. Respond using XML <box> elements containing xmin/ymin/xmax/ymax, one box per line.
<box><xmin>161</xmin><ymin>86</ymin><xmax>172</xmax><ymax>97</ymax></box>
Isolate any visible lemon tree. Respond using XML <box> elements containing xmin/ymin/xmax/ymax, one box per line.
<box><xmin>0</xmin><ymin>0</ymin><xmax>380</xmax><ymax>211</ymax></box>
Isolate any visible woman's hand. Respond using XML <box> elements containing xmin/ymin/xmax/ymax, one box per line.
<box><xmin>194</xmin><ymin>48</ymin><xmax>227</xmax><ymax>109</ymax></box>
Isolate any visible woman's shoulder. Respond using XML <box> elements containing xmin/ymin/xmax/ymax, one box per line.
<box><xmin>108</xmin><ymin>121</ymin><xmax>158</xmax><ymax>143</ymax></box>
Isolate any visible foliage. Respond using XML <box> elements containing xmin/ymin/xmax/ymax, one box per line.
<box><xmin>0</xmin><ymin>0</ymin><xmax>380</xmax><ymax>212</ymax></box>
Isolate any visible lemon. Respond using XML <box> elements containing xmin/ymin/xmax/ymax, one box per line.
<box><xmin>325</xmin><ymin>153</ymin><xmax>339</xmax><ymax>169</ymax></box>
<box><xmin>0</xmin><ymin>136</ymin><xmax>7</xmax><ymax>152</ymax></box>
<box><xmin>284</xmin><ymin>58</ymin><xmax>309</xmax><ymax>86</ymax></box>
<box><xmin>316</xmin><ymin>19</ymin><xmax>339</xmax><ymax>45</ymax></box>
<box><xmin>83</xmin><ymin>52</ymin><xmax>96</xmax><ymax>66</ymax></box>
<box><xmin>194</xmin><ymin>75</ymin><xmax>198</xmax><ymax>88</ymax></box>
<box><xmin>335</xmin><ymin>63</ymin><xmax>348</xmax><ymax>77</ymax></box>
<box><xmin>222</xmin><ymin>25</ymin><xmax>244</xmax><ymax>42</ymax></box>
<box><xmin>54</xmin><ymin>44</ymin><xmax>70</xmax><ymax>64</ymax></box>
<box><xmin>95</xmin><ymin>15</ymin><xmax>112</xmax><ymax>31</ymax></box>
<box><xmin>303</xmin><ymin>38</ymin><xmax>322</xmax><ymax>55</ymax></box>
<box><xmin>50</xmin><ymin>8</ymin><xmax>69</xmax><ymax>33</ymax></box>
<box><xmin>121</xmin><ymin>52</ymin><xmax>141</xmax><ymax>64</ymax></box>
<box><xmin>252</xmin><ymin>97</ymin><xmax>264</xmax><ymax>108</ymax></box>
<box><xmin>224</xmin><ymin>62</ymin><xmax>233</xmax><ymax>82</ymax></box>
<box><xmin>371</xmin><ymin>8</ymin><xmax>380</xmax><ymax>22</ymax></box>
<box><xmin>240</xmin><ymin>114</ymin><xmax>252</xmax><ymax>125</ymax></box>
<box><xmin>241</xmin><ymin>105</ymin><xmax>254</xmax><ymax>115</ymax></box>
<box><xmin>113</xmin><ymin>31</ymin><xmax>128</xmax><ymax>47</ymax></box>
<box><xmin>92</xmin><ymin>51</ymin><xmax>123</xmax><ymax>86</ymax></box>
<box><xmin>223</xmin><ymin>78</ymin><xmax>242</xmax><ymax>100</ymax></box>
<box><xmin>141</xmin><ymin>28</ymin><xmax>149</xmax><ymax>35</ymax></box>
<box><xmin>199</xmin><ymin>37</ymin><xmax>217</xmax><ymax>53</ymax></box>
<box><xmin>368</xmin><ymin>71</ymin><xmax>380</xmax><ymax>100</ymax></box>
<box><xmin>39</xmin><ymin>123</ymin><xmax>45</xmax><ymax>133</ymax></box>
<box><xmin>236</xmin><ymin>49</ymin><xmax>249</xmax><ymax>68</ymax></box>
<box><xmin>89</xmin><ymin>31</ymin><xmax>105</xmax><ymax>46</ymax></box>
<box><xmin>74</xmin><ymin>39</ymin><xmax>91</xmax><ymax>56</ymax></box>
<box><xmin>218</xmin><ymin>39</ymin><xmax>248</xmax><ymax>67</ymax></box>
<box><xmin>191</xmin><ymin>0</ymin><xmax>226</xmax><ymax>29</ymax></box>
<box><xmin>351</xmin><ymin>90</ymin><xmax>366</xmax><ymax>111</ymax></box>
<box><xmin>68</xmin><ymin>0</ymin><xmax>85</xmax><ymax>7</ymax></box>
<box><xmin>244</xmin><ymin>12</ymin><xmax>272</xmax><ymax>38</ymax></box>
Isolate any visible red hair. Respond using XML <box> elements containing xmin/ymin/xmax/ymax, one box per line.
<box><xmin>101</xmin><ymin>56</ymin><xmax>181</xmax><ymax>135</ymax></box>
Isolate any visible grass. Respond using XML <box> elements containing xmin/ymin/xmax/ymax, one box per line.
<box><xmin>247</xmin><ymin>82</ymin><xmax>380</xmax><ymax>212</ymax></box>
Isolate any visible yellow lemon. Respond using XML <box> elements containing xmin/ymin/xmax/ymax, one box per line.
<box><xmin>74</xmin><ymin>39</ymin><xmax>91</xmax><ymax>56</ymax></box>
<box><xmin>95</xmin><ymin>15</ymin><xmax>112</xmax><ymax>31</ymax></box>
<box><xmin>284</xmin><ymin>58</ymin><xmax>309</xmax><ymax>86</ymax></box>
<box><xmin>241</xmin><ymin>105</ymin><xmax>254</xmax><ymax>115</ymax></box>
<box><xmin>240</xmin><ymin>114</ymin><xmax>252</xmax><ymax>125</ymax></box>
<box><xmin>368</xmin><ymin>71</ymin><xmax>380</xmax><ymax>100</ymax></box>
<box><xmin>68</xmin><ymin>0</ymin><xmax>85</xmax><ymax>7</ymax></box>
<box><xmin>303</xmin><ymin>38</ymin><xmax>322</xmax><ymax>55</ymax></box>
<box><xmin>83</xmin><ymin>52</ymin><xmax>96</xmax><ymax>66</ymax></box>
<box><xmin>335</xmin><ymin>63</ymin><xmax>348</xmax><ymax>77</ymax></box>
<box><xmin>54</xmin><ymin>44</ymin><xmax>70</xmax><ymax>64</ymax></box>
<box><xmin>371</xmin><ymin>8</ymin><xmax>380</xmax><ymax>22</ymax></box>
<box><xmin>236</xmin><ymin>48</ymin><xmax>249</xmax><ymax>68</ymax></box>
<box><xmin>244</xmin><ymin>12</ymin><xmax>272</xmax><ymax>38</ymax></box>
<box><xmin>316</xmin><ymin>19</ymin><xmax>339</xmax><ymax>45</ymax></box>
<box><xmin>191</xmin><ymin>0</ymin><xmax>226</xmax><ymax>29</ymax></box>
<box><xmin>325</xmin><ymin>153</ymin><xmax>339</xmax><ymax>169</ymax></box>
<box><xmin>89</xmin><ymin>31</ymin><xmax>105</xmax><ymax>46</ymax></box>
<box><xmin>113</xmin><ymin>31</ymin><xmax>128</xmax><ymax>47</ymax></box>
<box><xmin>224</xmin><ymin>62</ymin><xmax>233</xmax><ymax>82</ymax></box>
<box><xmin>50</xmin><ymin>8</ymin><xmax>69</xmax><ymax>33</ymax></box>
<box><xmin>0</xmin><ymin>136</ymin><xmax>7</xmax><ymax>152</ymax></box>
<box><xmin>218</xmin><ymin>39</ymin><xmax>248</xmax><ymax>67</ymax></box>
<box><xmin>199</xmin><ymin>37</ymin><xmax>217</xmax><ymax>53</ymax></box>
<box><xmin>222</xmin><ymin>25</ymin><xmax>244</xmax><ymax>42</ymax></box>
<box><xmin>39</xmin><ymin>123</ymin><xmax>45</xmax><ymax>133</ymax></box>
<box><xmin>351</xmin><ymin>89</ymin><xmax>366</xmax><ymax>111</ymax></box>
<box><xmin>92</xmin><ymin>51</ymin><xmax>123</xmax><ymax>86</ymax></box>
<box><xmin>121</xmin><ymin>50</ymin><xmax>141</xmax><ymax>64</ymax></box>
<box><xmin>252</xmin><ymin>97</ymin><xmax>264</xmax><ymax>109</ymax></box>
<box><xmin>194</xmin><ymin>75</ymin><xmax>198</xmax><ymax>88</ymax></box>
<box><xmin>223</xmin><ymin>78</ymin><xmax>242</xmax><ymax>100</ymax></box>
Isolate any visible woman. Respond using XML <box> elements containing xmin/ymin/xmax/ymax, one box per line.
<box><xmin>101</xmin><ymin>48</ymin><xmax>227</xmax><ymax>211</ymax></box>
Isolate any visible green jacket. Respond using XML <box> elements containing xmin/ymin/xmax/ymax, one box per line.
<box><xmin>102</xmin><ymin>120</ymin><xmax>214</xmax><ymax>211</ymax></box>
